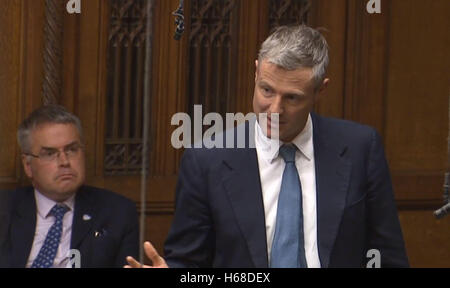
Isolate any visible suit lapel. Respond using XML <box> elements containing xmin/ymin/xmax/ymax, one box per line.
<box><xmin>71</xmin><ymin>187</ymin><xmax>95</xmax><ymax>250</ymax></box>
<box><xmin>10</xmin><ymin>187</ymin><xmax>36</xmax><ymax>267</ymax></box>
<box><xmin>312</xmin><ymin>114</ymin><xmax>352</xmax><ymax>268</ymax></box>
<box><xmin>221</xmin><ymin>146</ymin><xmax>269</xmax><ymax>268</ymax></box>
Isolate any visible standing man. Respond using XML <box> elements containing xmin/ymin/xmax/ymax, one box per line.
<box><xmin>127</xmin><ymin>25</ymin><xmax>409</xmax><ymax>268</ymax></box>
<box><xmin>7</xmin><ymin>105</ymin><xmax>139</xmax><ymax>268</ymax></box>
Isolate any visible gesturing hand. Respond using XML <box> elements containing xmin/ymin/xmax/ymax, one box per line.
<box><xmin>124</xmin><ymin>241</ymin><xmax>168</xmax><ymax>268</ymax></box>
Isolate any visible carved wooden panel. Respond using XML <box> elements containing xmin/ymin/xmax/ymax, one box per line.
<box><xmin>269</xmin><ymin>0</ymin><xmax>309</xmax><ymax>30</ymax></box>
<box><xmin>105</xmin><ymin>0</ymin><xmax>152</xmax><ymax>175</ymax></box>
<box><xmin>187</xmin><ymin>0</ymin><xmax>239</xmax><ymax>116</ymax></box>
<box><xmin>42</xmin><ymin>0</ymin><xmax>65</xmax><ymax>105</ymax></box>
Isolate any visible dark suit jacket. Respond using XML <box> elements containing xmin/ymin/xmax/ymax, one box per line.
<box><xmin>6</xmin><ymin>185</ymin><xmax>139</xmax><ymax>268</ymax></box>
<box><xmin>0</xmin><ymin>190</ymin><xmax>10</xmax><ymax>268</ymax></box>
<box><xmin>164</xmin><ymin>113</ymin><xmax>409</xmax><ymax>268</ymax></box>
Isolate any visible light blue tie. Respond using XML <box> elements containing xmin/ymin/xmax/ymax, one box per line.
<box><xmin>31</xmin><ymin>204</ymin><xmax>68</xmax><ymax>268</ymax></box>
<box><xmin>270</xmin><ymin>144</ymin><xmax>307</xmax><ymax>268</ymax></box>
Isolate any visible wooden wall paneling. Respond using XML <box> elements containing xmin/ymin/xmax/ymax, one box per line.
<box><xmin>268</xmin><ymin>0</ymin><xmax>309</xmax><ymax>30</ymax></box>
<box><xmin>75</xmin><ymin>0</ymin><xmax>104</xmax><ymax>184</ymax></box>
<box><xmin>151</xmin><ymin>0</ymin><xmax>186</xmax><ymax>179</ymax></box>
<box><xmin>95</xmin><ymin>0</ymin><xmax>110</xmax><ymax>181</ymax></box>
<box><xmin>21</xmin><ymin>0</ymin><xmax>46</xmax><ymax>112</ymax></box>
<box><xmin>186</xmin><ymin>0</ymin><xmax>240</xmax><ymax>118</ymax></box>
<box><xmin>235</xmin><ymin>0</ymin><xmax>268</xmax><ymax>115</ymax></box>
<box><xmin>343</xmin><ymin>0</ymin><xmax>390</xmax><ymax>134</ymax></box>
<box><xmin>385</xmin><ymin>0</ymin><xmax>450</xmax><ymax>204</ymax></box>
<box><xmin>0</xmin><ymin>0</ymin><xmax>46</xmax><ymax>190</ymax></box>
<box><xmin>172</xmin><ymin>0</ymin><xmax>190</xmax><ymax>176</ymax></box>
<box><xmin>145</xmin><ymin>213</ymin><xmax>173</xmax><ymax>259</ymax></box>
<box><xmin>399</xmin><ymin>210</ymin><xmax>450</xmax><ymax>267</ymax></box>
<box><xmin>0</xmin><ymin>0</ymin><xmax>23</xmax><ymax>190</ymax></box>
<box><xmin>309</xmin><ymin>0</ymin><xmax>347</xmax><ymax>119</ymax></box>
<box><xmin>61</xmin><ymin>1</ymin><xmax>81</xmax><ymax>113</ymax></box>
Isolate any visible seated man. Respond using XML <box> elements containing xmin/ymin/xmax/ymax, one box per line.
<box><xmin>6</xmin><ymin>105</ymin><xmax>138</xmax><ymax>268</ymax></box>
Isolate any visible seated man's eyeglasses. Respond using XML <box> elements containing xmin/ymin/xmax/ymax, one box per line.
<box><xmin>24</xmin><ymin>142</ymin><xmax>84</xmax><ymax>162</ymax></box>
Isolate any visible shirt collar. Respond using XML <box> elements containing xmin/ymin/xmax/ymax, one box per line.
<box><xmin>255</xmin><ymin>113</ymin><xmax>314</xmax><ymax>163</ymax></box>
<box><xmin>34</xmin><ymin>189</ymin><xmax>75</xmax><ymax>219</ymax></box>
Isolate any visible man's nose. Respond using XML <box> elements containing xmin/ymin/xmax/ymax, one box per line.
<box><xmin>270</xmin><ymin>95</ymin><xmax>284</xmax><ymax>115</ymax></box>
<box><xmin>57</xmin><ymin>151</ymin><xmax>70</xmax><ymax>166</ymax></box>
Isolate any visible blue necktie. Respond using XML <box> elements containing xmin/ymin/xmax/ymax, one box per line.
<box><xmin>270</xmin><ymin>144</ymin><xmax>307</xmax><ymax>268</ymax></box>
<box><xmin>31</xmin><ymin>204</ymin><xmax>68</xmax><ymax>268</ymax></box>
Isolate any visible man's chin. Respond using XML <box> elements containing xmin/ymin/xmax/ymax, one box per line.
<box><xmin>54</xmin><ymin>182</ymin><xmax>82</xmax><ymax>198</ymax></box>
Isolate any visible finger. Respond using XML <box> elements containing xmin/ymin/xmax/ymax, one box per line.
<box><xmin>126</xmin><ymin>256</ymin><xmax>144</xmax><ymax>268</ymax></box>
<box><xmin>144</xmin><ymin>241</ymin><xmax>166</xmax><ymax>267</ymax></box>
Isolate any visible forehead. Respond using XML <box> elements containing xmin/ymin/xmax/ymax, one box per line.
<box><xmin>257</xmin><ymin>60</ymin><xmax>315</xmax><ymax>91</ymax></box>
<box><xmin>30</xmin><ymin>123</ymin><xmax>81</xmax><ymax>148</ymax></box>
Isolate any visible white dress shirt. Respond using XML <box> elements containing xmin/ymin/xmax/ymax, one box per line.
<box><xmin>255</xmin><ymin>114</ymin><xmax>321</xmax><ymax>268</ymax></box>
<box><xmin>26</xmin><ymin>190</ymin><xmax>75</xmax><ymax>268</ymax></box>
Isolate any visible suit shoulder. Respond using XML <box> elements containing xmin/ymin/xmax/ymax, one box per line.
<box><xmin>6</xmin><ymin>186</ymin><xmax>34</xmax><ymax>205</ymax></box>
<box><xmin>313</xmin><ymin>114</ymin><xmax>378</xmax><ymax>142</ymax></box>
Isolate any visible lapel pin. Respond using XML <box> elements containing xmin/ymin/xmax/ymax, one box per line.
<box><xmin>95</xmin><ymin>231</ymin><xmax>100</xmax><ymax>237</ymax></box>
<box><xmin>83</xmin><ymin>214</ymin><xmax>91</xmax><ymax>221</ymax></box>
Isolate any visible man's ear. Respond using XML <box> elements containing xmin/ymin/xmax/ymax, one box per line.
<box><xmin>255</xmin><ymin>60</ymin><xmax>259</xmax><ymax>82</ymax></box>
<box><xmin>314</xmin><ymin>78</ymin><xmax>330</xmax><ymax>101</ymax></box>
<box><xmin>22</xmin><ymin>154</ymin><xmax>33</xmax><ymax>179</ymax></box>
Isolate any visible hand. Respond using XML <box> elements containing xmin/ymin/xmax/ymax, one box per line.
<box><xmin>124</xmin><ymin>241</ymin><xmax>168</xmax><ymax>268</ymax></box>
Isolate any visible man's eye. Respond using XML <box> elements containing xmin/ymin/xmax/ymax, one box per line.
<box><xmin>67</xmin><ymin>146</ymin><xmax>79</xmax><ymax>154</ymax></box>
<box><xmin>42</xmin><ymin>150</ymin><xmax>56</xmax><ymax>157</ymax></box>
<box><xmin>286</xmin><ymin>94</ymin><xmax>302</xmax><ymax>101</ymax></box>
<box><xmin>261</xmin><ymin>87</ymin><xmax>271</xmax><ymax>94</ymax></box>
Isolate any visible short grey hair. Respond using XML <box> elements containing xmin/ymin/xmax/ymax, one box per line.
<box><xmin>17</xmin><ymin>105</ymin><xmax>84</xmax><ymax>153</ymax></box>
<box><xmin>258</xmin><ymin>25</ymin><xmax>329</xmax><ymax>89</ymax></box>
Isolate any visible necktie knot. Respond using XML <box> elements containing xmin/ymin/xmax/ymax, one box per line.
<box><xmin>279</xmin><ymin>144</ymin><xmax>296</xmax><ymax>163</ymax></box>
<box><xmin>50</xmin><ymin>204</ymin><xmax>69</xmax><ymax>220</ymax></box>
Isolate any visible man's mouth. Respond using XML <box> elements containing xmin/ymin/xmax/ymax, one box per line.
<box><xmin>56</xmin><ymin>173</ymin><xmax>76</xmax><ymax>180</ymax></box>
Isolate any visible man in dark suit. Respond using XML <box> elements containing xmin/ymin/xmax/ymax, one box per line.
<box><xmin>5</xmin><ymin>105</ymin><xmax>138</xmax><ymax>268</ymax></box>
<box><xmin>126</xmin><ymin>25</ymin><xmax>408</xmax><ymax>268</ymax></box>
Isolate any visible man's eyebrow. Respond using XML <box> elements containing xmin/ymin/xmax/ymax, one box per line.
<box><xmin>284</xmin><ymin>91</ymin><xmax>305</xmax><ymax>97</ymax></box>
<box><xmin>257</xmin><ymin>80</ymin><xmax>272</xmax><ymax>87</ymax></box>
<box><xmin>40</xmin><ymin>141</ymin><xmax>80</xmax><ymax>151</ymax></box>
<box><xmin>40</xmin><ymin>147</ymin><xmax>58</xmax><ymax>151</ymax></box>
<box><xmin>64</xmin><ymin>141</ymin><xmax>80</xmax><ymax>147</ymax></box>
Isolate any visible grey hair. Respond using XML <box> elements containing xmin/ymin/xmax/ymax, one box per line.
<box><xmin>258</xmin><ymin>25</ymin><xmax>329</xmax><ymax>89</ymax></box>
<box><xmin>17</xmin><ymin>105</ymin><xmax>84</xmax><ymax>153</ymax></box>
